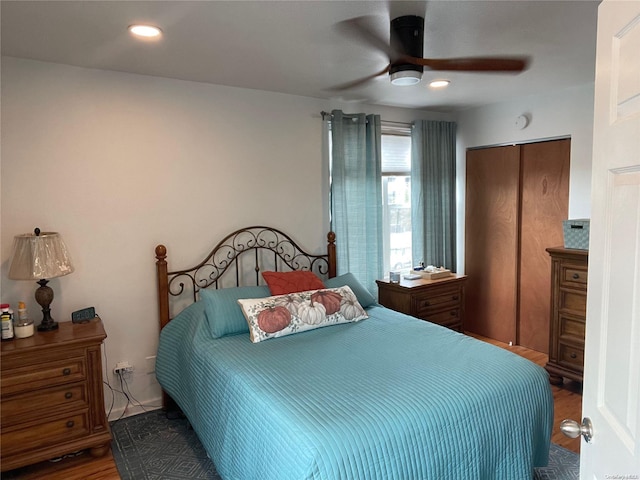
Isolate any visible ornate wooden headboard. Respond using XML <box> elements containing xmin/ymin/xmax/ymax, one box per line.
<box><xmin>155</xmin><ymin>226</ymin><xmax>336</xmax><ymax>330</ymax></box>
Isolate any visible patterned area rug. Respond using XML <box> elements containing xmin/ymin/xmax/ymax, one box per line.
<box><xmin>111</xmin><ymin>410</ymin><xmax>579</xmax><ymax>479</ymax></box>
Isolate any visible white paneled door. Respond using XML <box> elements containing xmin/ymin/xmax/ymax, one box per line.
<box><xmin>580</xmin><ymin>0</ymin><xmax>640</xmax><ymax>478</ymax></box>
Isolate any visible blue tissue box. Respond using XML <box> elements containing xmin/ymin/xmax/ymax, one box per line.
<box><xmin>563</xmin><ymin>219</ymin><xmax>590</xmax><ymax>250</ymax></box>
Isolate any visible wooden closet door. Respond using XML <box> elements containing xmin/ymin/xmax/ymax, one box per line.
<box><xmin>517</xmin><ymin>139</ymin><xmax>570</xmax><ymax>353</ymax></box>
<box><xmin>465</xmin><ymin>145</ymin><xmax>520</xmax><ymax>343</ymax></box>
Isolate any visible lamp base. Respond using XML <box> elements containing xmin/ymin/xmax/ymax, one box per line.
<box><xmin>37</xmin><ymin>318</ymin><xmax>59</xmax><ymax>332</ymax></box>
<box><xmin>35</xmin><ymin>279</ymin><xmax>59</xmax><ymax>331</ymax></box>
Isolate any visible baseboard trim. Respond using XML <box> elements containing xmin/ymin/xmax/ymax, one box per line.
<box><xmin>107</xmin><ymin>398</ymin><xmax>162</xmax><ymax>422</ymax></box>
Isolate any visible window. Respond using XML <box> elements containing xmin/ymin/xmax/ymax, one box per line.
<box><xmin>326</xmin><ymin>115</ymin><xmax>413</xmax><ymax>280</ymax></box>
<box><xmin>381</xmin><ymin>128</ymin><xmax>412</xmax><ymax>273</ymax></box>
<box><xmin>327</xmin><ymin>113</ymin><xmax>456</xmax><ymax>285</ymax></box>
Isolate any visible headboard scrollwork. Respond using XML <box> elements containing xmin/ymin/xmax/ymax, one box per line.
<box><xmin>155</xmin><ymin>226</ymin><xmax>336</xmax><ymax>330</ymax></box>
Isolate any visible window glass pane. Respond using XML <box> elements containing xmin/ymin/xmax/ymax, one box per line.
<box><xmin>383</xmin><ymin>175</ymin><xmax>412</xmax><ymax>273</ymax></box>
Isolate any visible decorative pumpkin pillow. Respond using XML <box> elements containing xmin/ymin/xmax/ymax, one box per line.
<box><xmin>262</xmin><ymin>270</ymin><xmax>325</xmax><ymax>295</ymax></box>
<box><xmin>237</xmin><ymin>285</ymin><xmax>368</xmax><ymax>343</ymax></box>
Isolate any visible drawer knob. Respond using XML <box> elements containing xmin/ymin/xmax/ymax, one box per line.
<box><xmin>66</xmin><ymin>420</ymin><xmax>75</xmax><ymax>428</ymax></box>
<box><xmin>62</xmin><ymin>368</ymin><xmax>71</xmax><ymax>376</ymax></box>
<box><xmin>452</xmin><ymin>295</ymin><xmax>459</xmax><ymax>301</ymax></box>
<box><xmin>573</xmin><ymin>273</ymin><xmax>580</xmax><ymax>280</ymax></box>
<box><xmin>450</xmin><ymin>311</ymin><xmax>457</xmax><ymax>316</ymax></box>
<box><xmin>65</xmin><ymin>392</ymin><xmax>73</xmax><ymax>399</ymax></box>
<box><xmin>423</xmin><ymin>301</ymin><xmax>431</xmax><ymax>307</ymax></box>
<box><xmin>570</xmin><ymin>352</ymin><xmax>577</xmax><ymax>359</ymax></box>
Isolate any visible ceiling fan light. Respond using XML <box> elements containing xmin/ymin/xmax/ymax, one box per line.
<box><xmin>390</xmin><ymin>70</ymin><xmax>422</xmax><ymax>86</ymax></box>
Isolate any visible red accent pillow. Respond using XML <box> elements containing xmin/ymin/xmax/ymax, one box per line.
<box><xmin>262</xmin><ymin>271</ymin><xmax>325</xmax><ymax>295</ymax></box>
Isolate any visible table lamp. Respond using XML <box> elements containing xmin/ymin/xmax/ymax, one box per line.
<box><xmin>8</xmin><ymin>228</ymin><xmax>74</xmax><ymax>331</ymax></box>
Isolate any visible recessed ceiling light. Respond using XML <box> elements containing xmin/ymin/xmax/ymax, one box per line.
<box><xmin>128</xmin><ymin>24</ymin><xmax>162</xmax><ymax>38</ymax></box>
<box><xmin>429</xmin><ymin>80</ymin><xmax>450</xmax><ymax>88</ymax></box>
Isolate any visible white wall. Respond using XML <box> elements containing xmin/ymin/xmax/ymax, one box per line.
<box><xmin>0</xmin><ymin>57</ymin><xmax>449</xmax><ymax>417</ymax></box>
<box><xmin>455</xmin><ymin>83</ymin><xmax>595</xmax><ymax>272</ymax></box>
<box><xmin>2</xmin><ymin>57</ymin><xmax>594</xmax><ymax>416</ymax></box>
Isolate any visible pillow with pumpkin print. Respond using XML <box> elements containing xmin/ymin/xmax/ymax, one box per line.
<box><xmin>237</xmin><ymin>285</ymin><xmax>368</xmax><ymax>343</ymax></box>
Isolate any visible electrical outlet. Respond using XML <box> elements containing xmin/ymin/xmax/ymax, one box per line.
<box><xmin>114</xmin><ymin>361</ymin><xmax>134</xmax><ymax>375</ymax></box>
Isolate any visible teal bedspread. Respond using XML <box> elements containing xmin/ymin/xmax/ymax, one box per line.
<box><xmin>156</xmin><ymin>302</ymin><xmax>553</xmax><ymax>480</ymax></box>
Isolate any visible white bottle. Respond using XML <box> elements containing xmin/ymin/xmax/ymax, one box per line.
<box><xmin>14</xmin><ymin>301</ymin><xmax>34</xmax><ymax>339</ymax></box>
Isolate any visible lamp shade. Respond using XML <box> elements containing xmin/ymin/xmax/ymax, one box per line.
<box><xmin>8</xmin><ymin>230</ymin><xmax>74</xmax><ymax>280</ymax></box>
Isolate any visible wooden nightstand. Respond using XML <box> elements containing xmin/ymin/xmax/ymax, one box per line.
<box><xmin>1</xmin><ymin>318</ymin><xmax>112</xmax><ymax>472</ymax></box>
<box><xmin>376</xmin><ymin>274</ymin><xmax>467</xmax><ymax>331</ymax></box>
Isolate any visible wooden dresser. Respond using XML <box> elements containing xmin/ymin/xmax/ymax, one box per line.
<box><xmin>376</xmin><ymin>275</ymin><xmax>467</xmax><ymax>331</ymax></box>
<box><xmin>545</xmin><ymin>247</ymin><xmax>588</xmax><ymax>384</ymax></box>
<box><xmin>1</xmin><ymin>318</ymin><xmax>111</xmax><ymax>471</ymax></box>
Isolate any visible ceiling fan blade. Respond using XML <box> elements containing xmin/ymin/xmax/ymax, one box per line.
<box><xmin>327</xmin><ymin>65</ymin><xmax>391</xmax><ymax>92</ymax></box>
<box><xmin>334</xmin><ymin>16</ymin><xmax>400</xmax><ymax>61</ymax></box>
<box><xmin>405</xmin><ymin>56</ymin><xmax>530</xmax><ymax>72</ymax></box>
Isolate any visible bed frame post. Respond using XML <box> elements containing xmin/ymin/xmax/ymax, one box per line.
<box><xmin>327</xmin><ymin>231</ymin><xmax>337</xmax><ymax>278</ymax></box>
<box><xmin>155</xmin><ymin>245</ymin><xmax>170</xmax><ymax>330</ymax></box>
<box><xmin>155</xmin><ymin>244</ymin><xmax>179</xmax><ymax>411</ymax></box>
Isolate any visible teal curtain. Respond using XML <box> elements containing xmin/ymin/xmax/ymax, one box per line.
<box><xmin>330</xmin><ymin>110</ymin><xmax>383</xmax><ymax>297</ymax></box>
<box><xmin>411</xmin><ymin>120</ymin><xmax>457</xmax><ymax>270</ymax></box>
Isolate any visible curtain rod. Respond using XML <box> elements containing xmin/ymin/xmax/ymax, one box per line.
<box><xmin>321</xmin><ymin>111</ymin><xmax>411</xmax><ymax>128</ymax></box>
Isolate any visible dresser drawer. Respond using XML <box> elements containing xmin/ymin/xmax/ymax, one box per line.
<box><xmin>1</xmin><ymin>357</ymin><xmax>86</xmax><ymax>396</ymax></box>
<box><xmin>413</xmin><ymin>288</ymin><xmax>462</xmax><ymax>316</ymax></box>
<box><xmin>559</xmin><ymin>289</ymin><xmax>587</xmax><ymax>316</ymax></box>
<box><xmin>1</xmin><ymin>383</ymin><xmax>88</xmax><ymax>426</ymax></box>
<box><xmin>0</xmin><ymin>411</ymin><xmax>90</xmax><ymax>457</ymax></box>
<box><xmin>558</xmin><ymin>342</ymin><xmax>584</xmax><ymax>371</ymax></box>
<box><xmin>560</xmin><ymin>265</ymin><xmax>588</xmax><ymax>287</ymax></box>
<box><xmin>559</xmin><ymin>314</ymin><xmax>585</xmax><ymax>342</ymax></box>
<box><xmin>419</xmin><ymin>308</ymin><xmax>461</xmax><ymax>328</ymax></box>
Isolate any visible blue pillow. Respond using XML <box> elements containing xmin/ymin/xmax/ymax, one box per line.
<box><xmin>200</xmin><ymin>286</ymin><xmax>271</xmax><ymax>338</ymax></box>
<box><xmin>324</xmin><ymin>273</ymin><xmax>376</xmax><ymax>308</ymax></box>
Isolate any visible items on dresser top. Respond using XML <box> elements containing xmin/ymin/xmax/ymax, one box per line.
<box><xmin>562</xmin><ymin>219</ymin><xmax>590</xmax><ymax>250</ymax></box>
<box><xmin>409</xmin><ymin>266</ymin><xmax>453</xmax><ymax>280</ymax></box>
<box><xmin>8</xmin><ymin>228</ymin><xmax>75</xmax><ymax>332</ymax></box>
<box><xmin>0</xmin><ymin>318</ymin><xmax>111</xmax><ymax>472</ymax></box>
<box><xmin>14</xmin><ymin>301</ymin><xmax>34</xmax><ymax>338</ymax></box>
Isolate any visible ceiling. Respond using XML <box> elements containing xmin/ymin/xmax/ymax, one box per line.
<box><xmin>1</xmin><ymin>1</ymin><xmax>600</xmax><ymax>113</ymax></box>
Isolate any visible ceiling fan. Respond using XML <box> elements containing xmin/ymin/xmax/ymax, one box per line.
<box><xmin>331</xmin><ymin>15</ymin><xmax>530</xmax><ymax>91</ymax></box>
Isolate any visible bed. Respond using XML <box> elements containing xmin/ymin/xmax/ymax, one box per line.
<box><xmin>154</xmin><ymin>226</ymin><xmax>553</xmax><ymax>480</ymax></box>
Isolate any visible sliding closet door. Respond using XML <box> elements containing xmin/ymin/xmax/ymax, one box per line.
<box><xmin>465</xmin><ymin>145</ymin><xmax>520</xmax><ymax>343</ymax></box>
<box><xmin>518</xmin><ymin>139</ymin><xmax>570</xmax><ymax>353</ymax></box>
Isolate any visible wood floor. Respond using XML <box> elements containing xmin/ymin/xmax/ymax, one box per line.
<box><xmin>1</xmin><ymin>450</ymin><xmax>121</xmax><ymax>480</ymax></box>
<box><xmin>2</xmin><ymin>334</ymin><xmax>582</xmax><ymax>479</ymax></box>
